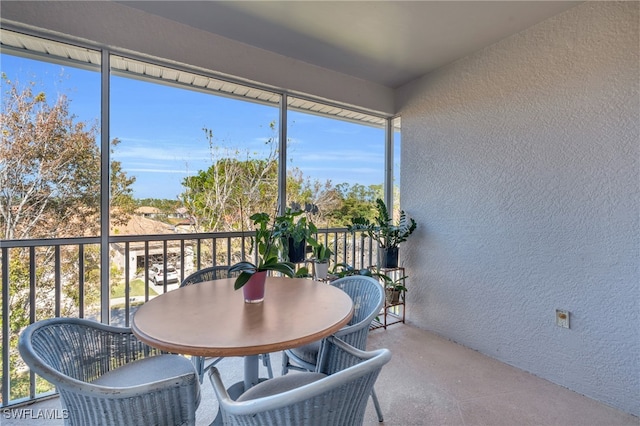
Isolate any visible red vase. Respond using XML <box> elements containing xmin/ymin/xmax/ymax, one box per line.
<box><xmin>243</xmin><ymin>270</ymin><xmax>267</xmax><ymax>303</ymax></box>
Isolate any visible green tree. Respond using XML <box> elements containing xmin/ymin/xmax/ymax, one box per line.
<box><xmin>1</xmin><ymin>74</ymin><xmax>100</xmax><ymax>240</ymax></box>
<box><xmin>286</xmin><ymin>169</ymin><xmax>343</xmax><ymax>228</ymax></box>
<box><xmin>110</xmin><ymin>138</ymin><xmax>137</xmax><ymax>226</ymax></box>
<box><xmin>180</xmin><ymin>127</ymin><xmax>280</xmax><ymax>232</ymax></box>
<box><xmin>180</xmin><ymin>125</ymin><xmax>385</xmax><ymax>232</ymax></box>
<box><xmin>0</xmin><ymin>74</ymin><xmax>136</xmax><ymax>239</ymax></box>
<box><xmin>328</xmin><ymin>183</ymin><xmax>381</xmax><ymax>226</ymax></box>
<box><xmin>0</xmin><ymin>74</ymin><xmax>135</xmax><ymax>400</ymax></box>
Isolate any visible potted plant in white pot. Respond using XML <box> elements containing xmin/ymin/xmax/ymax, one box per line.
<box><xmin>310</xmin><ymin>240</ymin><xmax>332</xmax><ymax>280</ymax></box>
<box><xmin>348</xmin><ymin>198</ymin><xmax>417</xmax><ymax>268</ymax></box>
<box><xmin>229</xmin><ymin>212</ymin><xmax>295</xmax><ymax>303</ymax></box>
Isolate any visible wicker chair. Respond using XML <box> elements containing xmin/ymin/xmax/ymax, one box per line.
<box><xmin>281</xmin><ymin>275</ymin><xmax>385</xmax><ymax>421</ymax></box>
<box><xmin>282</xmin><ymin>276</ymin><xmax>385</xmax><ymax>372</ymax></box>
<box><xmin>180</xmin><ymin>266</ymin><xmax>274</xmax><ymax>382</ymax></box>
<box><xmin>181</xmin><ymin>264</ymin><xmax>236</xmax><ymax>286</ymax></box>
<box><xmin>18</xmin><ymin>317</ymin><xmax>201</xmax><ymax>426</ymax></box>
<box><xmin>209</xmin><ymin>336</ymin><xmax>391</xmax><ymax>425</ymax></box>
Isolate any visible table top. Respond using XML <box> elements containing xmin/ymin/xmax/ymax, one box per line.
<box><xmin>131</xmin><ymin>277</ymin><xmax>354</xmax><ymax>357</ymax></box>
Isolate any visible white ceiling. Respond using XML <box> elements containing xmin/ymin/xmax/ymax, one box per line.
<box><xmin>118</xmin><ymin>1</ymin><xmax>581</xmax><ymax>89</ymax></box>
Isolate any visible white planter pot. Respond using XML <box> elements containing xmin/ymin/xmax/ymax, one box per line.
<box><xmin>314</xmin><ymin>262</ymin><xmax>329</xmax><ymax>280</ymax></box>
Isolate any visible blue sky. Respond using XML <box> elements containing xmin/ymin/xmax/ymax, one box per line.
<box><xmin>2</xmin><ymin>53</ymin><xmax>397</xmax><ymax>200</ymax></box>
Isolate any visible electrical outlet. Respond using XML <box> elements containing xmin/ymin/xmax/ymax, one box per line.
<box><xmin>556</xmin><ymin>309</ymin><xmax>570</xmax><ymax>328</ymax></box>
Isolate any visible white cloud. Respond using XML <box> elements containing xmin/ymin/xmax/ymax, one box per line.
<box><xmin>324</xmin><ymin>127</ymin><xmax>360</xmax><ymax>135</ymax></box>
<box><xmin>112</xmin><ymin>144</ymin><xmax>210</xmax><ymax>162</ymax></box>
<box><xmin>127</xmin><ymin>168</ymin><xmax>191</xmax><ymax>174</ymax></box>
<box><xmin>293</xmin><ymin>150</ymin><xmax>382</xmax><ymax>163</ymax></box>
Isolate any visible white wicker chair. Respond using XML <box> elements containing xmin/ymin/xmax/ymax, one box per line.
<box><xmin>209</xmin><ymin>336</ymin><xmax>391</xmax><ymax>426</ymax></box>
<box><xmin>180</xmin><ymin>266</ymin><xmax>274</xmax><ymax>382</ymax></box>
<box><xmin>281</xmin><ymin>275</ymin><xmax>385</xmax><ymax>420</ymax></box>
<box><xmin>18</xmin><ymin>317</ymin><xmax>201</xmax><ymax>426</ymax></box>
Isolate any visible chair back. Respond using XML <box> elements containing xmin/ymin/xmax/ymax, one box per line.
<box><xmin>19</xmin><ymin>317</ymin><xmax>159</xmax><ymax>384</ymax></box>
<box><xmin>210</xmin><ymin>336</ymin><xmax>391</xmax><ymax>426</ymax></box>
<box><xmin>19</xmin><ymin>317</ymin><xmax>200</xmax><ymax>426</ymax></box>
<box><xmin>330</xmin><ymin>275</ymin><xmax>384</xmax><ymax>350</ymax></box>
<box><xmin>181</xmin><ymin>265</ymin><xmax>237</xmax><ymax>287</ymax></box>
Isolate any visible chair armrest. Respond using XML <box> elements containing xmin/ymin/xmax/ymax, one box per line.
<box><xmin>208</xmin><ymin>341</ymin><xmax>391</xmax><ymax>417</ymax></box>
<box><xmin>209</xmin><ymin>366</ymin><xmax>235</xmax><ymax>405</ymax></box>
<box><xmin>331</xmin><ymin>297</ymin><xmax>382</xmax><ymax>349</ymax></box>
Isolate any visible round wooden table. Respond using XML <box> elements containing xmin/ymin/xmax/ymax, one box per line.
<box><xmin>131</xmin><ymin>276</ymin><xmax>353</xmax><ymax>392</ymax></box>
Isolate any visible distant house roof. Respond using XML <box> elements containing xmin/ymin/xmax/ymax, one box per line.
<box><xmin>112</xmin><ymin>215</ymin><xmax>173</xmax><ymax>236</ymax></box>
<box><xmin>136</xmin><ymin>206</ymin><xmax>162</xmax><ymax>215</ymax></box>
<box><xmin>110</xmin><ymin>215</ymin><xmax>185</xmax><ymax>254</ymax></box>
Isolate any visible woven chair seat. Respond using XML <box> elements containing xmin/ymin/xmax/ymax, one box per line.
<box><xmin>237</xmin><ymin>373</ymin><xmax>326</xmax><ymax>401</ymax></box>
<box><xmin>286</xmin><ymin>341</ymin><xmax>321</xmax><ymax>365</ymax></box>
<box><xmin>92</xmin><ymin>354</ymin><xmax>199</xmax><ymax>391</ymax></box>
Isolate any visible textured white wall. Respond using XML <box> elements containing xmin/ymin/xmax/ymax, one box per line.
<box><xmin>396</xmin><ymin>2</ymin><xmax>639</xmax><ymax>415</ymax></box>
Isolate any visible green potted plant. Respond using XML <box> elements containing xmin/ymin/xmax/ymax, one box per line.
<box><xmin>348</xmin><ymin>198</ymin><xmax>416</xmax><ymax>268</ymax></box>
<box><xmin>310</xmin><ymin>240</ymin><xmax>333</xmax><ymax>280</ymax></box>
<box><xmin>275</xmin><ymin>206</ymin><xmax>318</xmax><ymax>263</ymax></box>
<box><xmin>229</xmin><ymin>212</ymin><xmax>295</xmax><ymax>302</ymax></box>
<box><xmin>330</xmin><ymin>263</ymin><xmax>373</xmax><ymax>279</ymax></box>
<box><xmin>372</xmin><ymin>270</ymin><xmax>408</xmax><ymax>305</ymax></box>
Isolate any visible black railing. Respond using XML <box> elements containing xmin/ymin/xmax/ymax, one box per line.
<box><xmin>0</xmin><ymin>228</ymin><xmax>373</xmax><ymax>407</ymax></box>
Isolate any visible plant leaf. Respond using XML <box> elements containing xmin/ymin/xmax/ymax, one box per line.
<box><xmin>233</xmin><ymin>271</ymin><xmax>253</xmax><ymax>290</ymax></box>
<box><xmin>229</xmin><ymin>261</ymin><xmax>257</xmax><ymax>273</ymax></box>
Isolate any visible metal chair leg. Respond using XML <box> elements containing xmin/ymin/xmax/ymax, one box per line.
<box><xmin>261</xmin><ymin>353</ymin><xmax>274</xmax><ymax>379</ymax></box>
<box><xmin>281</xmin><ymin>351</ymin><xmax>290</xmax><ymax>375</ymax></box>
<box><xmin>371</xmin><ymin>387</ymin><xmax>384</xmax><ymax>422</ymax></box>
<box><xmin>192</xmin><ymin>356</ymin><xmax>205</xmax><ymax>384</ymax></box>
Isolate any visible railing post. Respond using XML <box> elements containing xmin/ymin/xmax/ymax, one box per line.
<box><xmin>2</xmin><ymin>246</ymin><xmax>10</xmax><ymax>405</ymax></box>
<box><xmin>125</xmin><ymin>241</ymin><xmax>130</xmax><ymax>326</ymax></box>
<box><xmin>384</xmin><ymin>117</ymin><xmax>394</xmax><ymax>218</ymax></box>
<box><xmin>79</xmin><ymin>244</ymin><xmax>85</xmax><ymax>318</ymax></box>
<box><xmin>278</xmin><ymin>93</ymin><xmax>287</xmax><ymax>214</ymax></box>
<box><xmin>100</xmin><ymin>49</ymin><xmax>111</xmax><ymax>324</ymax></box>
